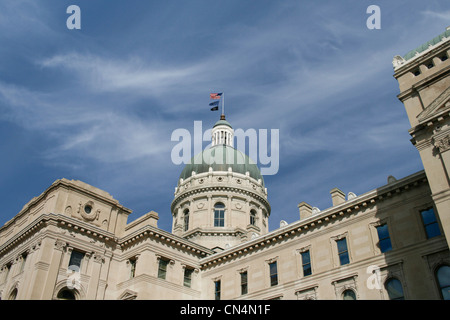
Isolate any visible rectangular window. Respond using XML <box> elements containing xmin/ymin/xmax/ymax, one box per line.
<box><xmin>129</xmin><ymin>258</ymin><xmax>136</xmax><ymax>279</ymax></box>
<box><xmin>336</xmin><ymin>238</ymin><xmax>349</xmax><ymax>266</ymax></box>
<box><xmin>184</xmin><ymin>210</ymin><xmax>189</xmax><ymax>232</ymax></box>
<box><xmin>158</xmin><ymin>258</ymin><xmax>169</xmax><ymax>280</ymax></box>
<box><xmin>214</xmin><ymin>208</ymin><xmax>225</xmax><ymax>227</ymax></box>
<box><xmin>376</xmin><ymin>224</ymin><xmax>392</xmax><ymax>253</ymax></box>
<box><xmin>68</xmin><ymin>250</ymin><xmax>85</xmax><ymax>271</ymax></box>
<box><xmin>241</xmin><ymin>271</ymin><xmax>248</xmax><ymax>295</ymax></box>
<box><xmin>420</xmin><ymin>208</ymin><xmax>441</xmax><ymax>239</ymax></box>
<box><xmin>301</xmin><ymin>250</ymin><xmax>312</xmax><ymax>277</ymax></box>
<box><xmin>269</xmin><ymin>261</ymin><xmax>278</xmax><ymax>286</ymax></box>
<box><xmin>184</xmin><ymin>268</ymin><xmax>194</xmax><ymax>288</ymax></box>
<box><xmin>214</xmin><ymin>280</ymin><xmax>221</xmax><ymax>300</ymax></box>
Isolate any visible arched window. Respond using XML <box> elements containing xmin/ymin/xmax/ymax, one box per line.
<box><xmin>250</xmin><ymin>210</ymin><xmax>257</xmax><ymax>226</ymax></box>
<box><xmin>57</xmin><ymin>288</ymin><xmax>76</xmax><ymax>300</ymax></box>
<box><xmin>342</xmin><ymin>289</ymin><xmax>356</xmax><ymax>300</ymax></box>
<box><xmin>385</xmin><ymin>278</ymin><xmax>405</xmax><ymax>300</ymax></box>
<box><xmin>184</xmin><ymin>209</ymin><xmax>190</xmax><ymax>232</ymax></box>
<box><xmin>436</xmin><ymin>265</ymin><xmax>450</xmax><ymax>300</ymax></box>
<box><xmin>214</xmin><ymin>203</ymin><xmax>225</xmax><ymax>227</ymax></box>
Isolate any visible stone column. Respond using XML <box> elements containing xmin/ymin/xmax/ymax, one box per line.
<box><xmin>86</xmin><ymin>252</ymin><xmax>104</xmax><ymax>299</ymax></box>
<box><xmin>40</xmin><ymin>239</ymin><xmax>66</xmax><ymax>299</ymax></box>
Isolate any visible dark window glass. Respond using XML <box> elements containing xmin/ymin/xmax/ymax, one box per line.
<box><xmin>342</xmin><ymin>289</ymin><xmax>356</xmax><ymax>300</ymax></box>
<box><xmin>214</xmin><ymin>203</ymin><xmax>225</xmax><ymax>227</ymax></box>
<box><xmin>184</xmin><ymin>209</ymin><xmax>189</xmax><ymax>232</ymax></box>
<box><xmin>250</xmin><ymin>210</ymin><xmax>256</xmax><ymax>226</ymax></box>
<box><xmin>184</xmin><ymin>268</ymin><xmax>193</xmax><ymax>288</ymax></box>
<box><xmin>436</xmin><ymin>265</ymin><xmax>450</xmax><ymax>300</ymax></box>
<box><xmin>420</xmin><ymin>208</ymin><xmax>441</xmax><ymax>239</ymax></box>
<box><xmin>129</xmin><ymin>258</ymin><xmax>136</xmax><ymax>278</ymax></box>
<box><xmin>269</xmin><ymin>262</ymin><xmax>278</xmax><ymax>286</ymax></box>
<box><xmin>158</xmin><ymin>259</ymin><xmax>168</xmax><ymax>279</ymax></box>
<box><xmin>301</xmin><ymin>251</ymin><xmax>312</xmax><ymax>277</ymax></box>
<box><xmin>241</xmin><ymin>271</ymin><xmax>248</xmax><ymax>295</ymax></box>
<box><xmin>68</xmin><ymin>250</ymin><xmax>84</xmax><ymax>271</ymax></box>
<box><xmin>336</xmin><ymin>238</ymin><xmax>349</xmax><ymax>265</ymax></box>
<box><xmin>376</xmin><ymin>224</ymin><xmax>392</xmax><ymax>253</ymax></box>
<box><xmin>214</xmin><ymin>280</ymin><xmax>221</xmax><ymax>300</ymax></box>
<box><xmin>84</xmin><ymin>205</ymin><xmax>92</xmax><ymax>214</ymax></box>
<box><xmin>57</xmin><ymin>289</ymin><xmax>76</xmax><ymax>300</ymax></box>
<box><xmin>385</xmin><ymin>278</ymin><xmax>404</xmax><ymax>300</ymax></box>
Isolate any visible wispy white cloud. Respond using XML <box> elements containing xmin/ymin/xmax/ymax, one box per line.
<box><xmin>421</xmin><ymin>10</ymin><xmax>450</xmax><ymax>21</ymax></box>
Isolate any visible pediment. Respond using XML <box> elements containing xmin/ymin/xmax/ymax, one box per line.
<box><xmin>417</xmin><ymin>86</ymin><xmax>450</xmax><ymax>124</ymax></box>
<box><xmin>118</xmin><ymin>289</ymin><xmax>138</xmax><ymax>300</ymax></box>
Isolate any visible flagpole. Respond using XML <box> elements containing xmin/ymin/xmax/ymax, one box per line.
<box><xmin>222</xmin><ymin>92</ymin><xmax>225</xmax><ymax>117</ymax></box>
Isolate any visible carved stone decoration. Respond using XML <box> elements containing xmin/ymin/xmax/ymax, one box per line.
<box><xmin>434</xmin><ymin>134</ymin><xmax>450</xmax><ymax>153</ymax></box>
<box><xmin>392</xmin><ymin>55</ymin><xmax>405</xmax><ymax>69</ymax></box>
<box><xmin>92</xmin><ymin>253</ymin><xmax>104</xmax><ymax>264</ymax></box>
<box><xmin>54</xmin><ymin>240</ymin><xmax>67</xmax><ymax>252</ymax></box>
<box><xmin>65</xmin><ymin>206</ymin><xmax>72</xmax><ymax>216</ymax></box>
<box><xmin>196</xmin><ymin>202</ymin><xmax>205</xmax><ymax>209</ymax></box>
<box><xmin>295</xmin><ymin>286</ymin><xmax>318</xmax><ymax>300</ymax></box>
<box><xmin>79</xmin><ymin>201</ymin><xmax>100</xmax><ymax>222</ymax></box>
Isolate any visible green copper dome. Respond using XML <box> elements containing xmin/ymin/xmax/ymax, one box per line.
<box><xmin>179</xmin><ymin>145</ymin><xmax>264</xmax><ymax>186</ymax></box>
<box><xmin>213</xmin><ymin>119</ymin><xmax>232</xmax><ymax>128</ymax></box>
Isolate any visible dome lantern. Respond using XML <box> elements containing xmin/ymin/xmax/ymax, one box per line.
<box><xmin>212</xmin><ymin>114</ymin><xmax>234</xmax><ymax>147</ymax></box>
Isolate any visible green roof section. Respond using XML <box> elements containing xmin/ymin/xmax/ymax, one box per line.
<box><xmin>213</xmin><ymin>119</ymin><xmax>232</xmax><ymax>128</ymax></box>
<box><xmin>403</xmin><ymin>28</ymin><xmax>450</xmax><ymax>61</ymax></box>
<box><xmin>179</xmin><ymin>145</ymin><xmax>264</xmax><ymax>186</ymax></box>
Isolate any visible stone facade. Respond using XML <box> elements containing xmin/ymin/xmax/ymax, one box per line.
<box><xmin>1</xmin><ymin>29</ymin><xmax>450</xmax><ymax>300</ymax></box>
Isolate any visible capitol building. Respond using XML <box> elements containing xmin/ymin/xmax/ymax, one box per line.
<box><xmin>1</xmin><ymin>29</ymin><xmax>450</xmax><ymax>301</ymax></box>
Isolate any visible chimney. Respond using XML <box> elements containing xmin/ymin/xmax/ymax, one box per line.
<box><xmin>298</xmin><ymin>202</ymin><xmax>312</xmax><ymax>220</ymax></box>
<box><xmin>330</xmin><ymin>188</ymin><xmax>346</xmax><ymax>206</ymax></box>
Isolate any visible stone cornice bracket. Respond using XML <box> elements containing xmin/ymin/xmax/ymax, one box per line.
<box><xmin>92</xmin><ymin>252</ymin><xmax>105</xmax><ymax>264</ymax></box>
<box><xmin>265</xmin><ymin>256</ymin><xmax>278</xmax><ymax>264</ymax></box>
<box><xmin>54</xmin><ymin>239</ymin><xmax>67</xmax><ymax>252</ymax></box>
<box><xmin>434</xmin><ymin>134</ymin><xmax>450</xmax><ymax>153</ymax></box>
<box><xmin>296</xmin><ymin>245</ymin><xmax>311</xmax><ymax>254</ymax></box>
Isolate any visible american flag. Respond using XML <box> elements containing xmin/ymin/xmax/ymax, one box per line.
<box><xmin>210</xmin><ymin>93</ymin><xmax>222</xmax><ymax>100</ymax></box>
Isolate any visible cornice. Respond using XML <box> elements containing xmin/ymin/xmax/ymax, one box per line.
<box><xmin>0</xmin><ymin>213</ymin><xmax>117</xmax><ymax>257</ymax></box>
<box><xmin>183</xmin><ymin>227</ymin><xmax>246</xmax><ymax>240</ymax></box>
<box><xmin>393</xmin><ymin>38</ymin><xmax>450</xmax><ymax>76</ymax></box>
<box><xmin>171</xmin><ymin>185</ymin><xmax>271</xmax><ymax>214</ymax></box>
<box><xmin>118</xmin><ymin>224</ymin><xmax>214</xmax><ymax>258</ymax></box>
<box><xmin>0</xmin><ymin>179</ymin><xmax>132</xmax><ymax>234</ymax></box>
<box><xmin>199</xmin><ymin>171</ymin><xmax>428</xmax><ymax>270</ymax></box>
<box><xmin>0</xmin><ymin>212</ymin><xmax>214</xmax><ymax>260</ymax></box>
<box><xmin>397</xmin><ymin>65</ymin><xmax>450</xmax><ymax>102</ymax></box>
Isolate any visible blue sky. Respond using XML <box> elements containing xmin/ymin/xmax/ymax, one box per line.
<box><xmin>0</xmin><ymin>0</ymin><xmax>449</xmax><ymax>232</ymax></box>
